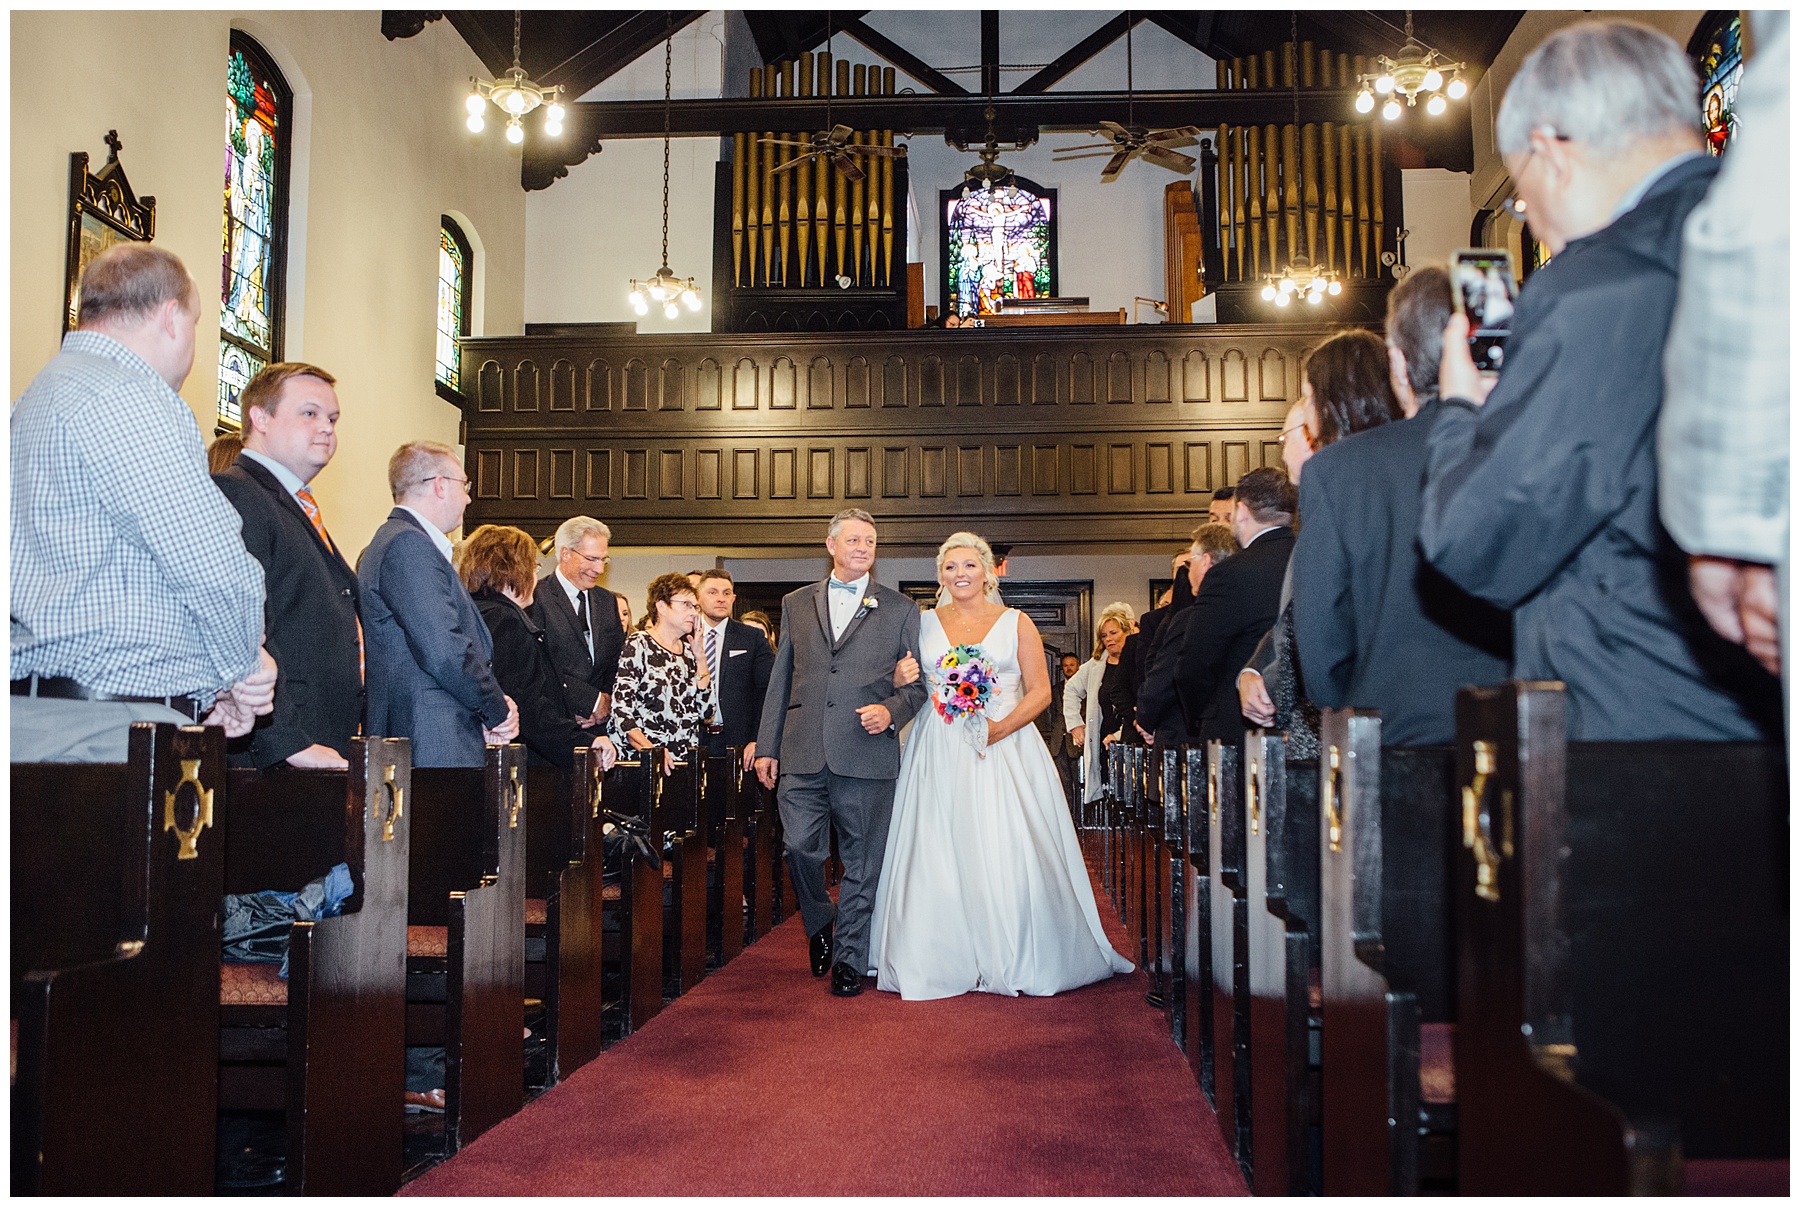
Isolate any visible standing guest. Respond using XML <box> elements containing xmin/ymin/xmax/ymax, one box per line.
<box><xmin>693</xmin><ymin>568</ymin><xmax>775</xmax><ymax>769</ymax></box>
<box><xmin>214</xmin><ymin>362</ymin><xmax>364</xmax><ymax>770</ymax></box>
<box><xmin>458</xmin><ymin>524</ymin><xmax>617</xmax><ymax>769</ymax></box>
<box><xmin>1062</xmin><ymin>603</ymin><xmax>1137</xmax><ymax>811</ymax></box>
<box><xmin>1136</xmin><ymin>547</ymin><xmax>1196</xmax><ymax>686</ymax></box>
<box><xmin>1097</xmin><ymin>608</ymin><xmax>1139</xmax><ymax>751</ymax></box>
<box><xmin>1048</xmin><ymin>652</ymin><xmax>1084</xmax><ymax>813</ymax></box>
<box><xmin>207</xmin><ymin>431</ymin><xmax>245</xmax><ymax>475</ymax></box>
<box><xmin>1207</xmin><ymin>486</ymin><xmax>1236</xmax><ymax>526</ymax></box>
<box><xmin>1425</xmin><ymin>20</ymin><xmax>1779</xmax><ymax>741</ymax></box>
<box><xmin>1136</xmin><ymin>523</ymin><xmax>1240</xmax><ymax>747</ymax></box>
<box><xmin>1176</xmin><ymin>467</ymin><xmax>1296</xmax><ymax>745</ymax></box>
<box><xmin>358</xmin><ymin>441</ymin><xmax>518</xmax><ymax>767</ymax></box>
<box><xmin>1290</xmin><ymin>271</ymin><xmax>1512</xmax><ymax>745</ymax></box>
<box><xmin>610</xmin><ymin>573</ymin><xmax>716</xmax><ymax>761</ymax></box>
<box><xmin>12</xmin><ymin>242</ymin><xmax>274</xmax><ymax>762</ymax></box>
<box><xmin>740</xmin><ymin>609</ymin><xmax>776</xmax><ymax>650</ymax></box>
<box><xmin>532</xmin><ymin>516</ymin><xmax>627</xmax><ymax>729</ymax></box>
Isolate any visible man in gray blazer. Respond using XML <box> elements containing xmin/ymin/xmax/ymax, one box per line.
<box><xmin>358</xmin><ymin>440</ymin><xmax>519</xmax><ymax>766</ymax></box>
<box><xmin>754</xmin><ymin>509</ymin><xmax>926</xmax><ymax>997</ymax></box>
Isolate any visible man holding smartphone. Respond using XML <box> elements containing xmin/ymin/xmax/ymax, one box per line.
<box><xmin>1419</xmin><ymin>20</ymin><xmax>1779</xmax><ymax>743</ymax></box>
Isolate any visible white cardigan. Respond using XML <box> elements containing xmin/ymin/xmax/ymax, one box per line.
<box><xmin>1062</xmin><ymin>657</ymin><xmax>1109</xmax><ymax>803</ymax></box>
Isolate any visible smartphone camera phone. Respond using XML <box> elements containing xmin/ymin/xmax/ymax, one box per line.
<box><xmin>1450</xmin><ymin>248</ymin><xmax>1519</xmax><ymax>375</ymax></box>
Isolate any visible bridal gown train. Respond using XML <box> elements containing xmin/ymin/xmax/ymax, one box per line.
<box><xmin>869</xmin><ymin>608</ymin><xmax>1134</xmax><ymax>999</ymax></box>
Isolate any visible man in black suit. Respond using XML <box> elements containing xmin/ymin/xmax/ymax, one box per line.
<box><xmin>213</xmin><ymin>362</ymin><xmax>362</xmax><ymax>770</ymax></box>
<box><xmin>1176</xmin><ymin>467</ymin><xmax>1296</xmax><ymax>744</ymax></box>
<box><xmin>1290</xmin><ymin>269</ymin><xmax>1511</xmax><ymax>745</ymax></box>
<box><xmin>531</xmin><ymin>515</ymin><xmax>627</xmax><ymax>728</ymax></box>
<box><xmin>693</xmin><ymin>568</ymin><xmax>774</xmax><ymax>768</ymax></box>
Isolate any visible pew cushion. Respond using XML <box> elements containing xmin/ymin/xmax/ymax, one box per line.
<box><xmin>602</xmin><ymin>883</ymin><xmax>621</xmax><ymax>902</ymax></box>
<box><xmin>1419</xmin><ymin>1022</ymin><xmax>1455</xmax><ymax>1105</ymax></box>
<box><xmin>1685</xmin><ymin>1160</ymin><xmax>1789</xmax><ymax>1197</ymax></box>
<box><xmin>407</xmin><ymin>926</ymin><xmax>449</xmax><ymax>959</ymax></box>
<box><xmin>525</xmin><ymin>898</ymin><xmax>547</xmax><ymax>926</ymax></box>
<box><xmin>220</xmin><ymin>961</ymin><xmax>289</xmax><ymax>1007</ymax></box>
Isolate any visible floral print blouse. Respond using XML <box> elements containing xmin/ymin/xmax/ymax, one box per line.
<box><xmin>609</xmin><ymin>630</ymin><xmax>715</xmax><ymax>753</ymax></box>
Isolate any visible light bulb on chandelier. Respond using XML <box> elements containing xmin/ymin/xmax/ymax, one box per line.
<box><xmin>505</xmin><ymin>121</ymin><xmax>524</xmax><ymax>145</ymax></box>
<box><xmin>1382</xmin><ymin>99</ymin><xmax>1403</xmax><ymax>121</ymax></box>
<box><xmin>462</xmin><ymin>11</ymin><xmax>564</xmax><ymax>148</ymax></box>
<box><xmin>1353</xmin><ymin>11</ymin><xmax>1467</xmax><ymax>124</ymax></box>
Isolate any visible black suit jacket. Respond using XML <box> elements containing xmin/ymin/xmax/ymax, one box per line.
<box><xmin>213</xmin><ymin>455</ymin><xmax>363</xmax><ymax>768</ymax></box>
<box><xmin>473</xmin><ymin>589</ymin><xmax>592</xmax><ymax>768</ymax></box>
<box><xmin>1293</xmin><ymin>399</ymin><xmax>1511</xmax><ymax>745</ymax></box>
<box><xmin>699</xmin><ymin>616</ymin><xmax>775</xmax><ymax>755</ymax></box>
<box><xmin>1176</xmin><ymin>526</ymin><xmax>1294</xmax><ymax>744</ymax></box>
<box><xmin>531</xmin><ymin>572</ymin><xmax>626</xmax><ymax>719</ymax></box>
<box><xmin>1136</xmin><ymin>605</ymin><xmax>1200</xmax><ymax>747</ymax></box>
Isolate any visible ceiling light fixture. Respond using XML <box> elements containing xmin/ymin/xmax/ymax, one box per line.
<box><xmin>628</xmin><ymin>18</ymin><xmax>700</xmax><ymax>320</ymax></box>
<box><xmin>1353</xmin><ymin>11</ymin><xmax>1466</xmax><ymax>122</ymax></box>
<box><xmin>1266</xmin><ymin>12</ymin><xmax>1341</xmax><ymax>308</ymax></box>
<box><xmin>466</xmin><ymin>11</ymin><xmax>564</xmax><ymax>143</ymax></box>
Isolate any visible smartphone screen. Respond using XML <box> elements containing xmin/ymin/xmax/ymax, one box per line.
<box><xmin>1451</xmin><ymin>249</ymin><xmax>1518</xmax><ymax>374</ymax></box>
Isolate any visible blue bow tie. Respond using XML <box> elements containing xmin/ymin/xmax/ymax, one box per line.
<box><xmin>829</xmin><ymin>578</ymin><xmax>860</xmax><ymax>593</ymax></box>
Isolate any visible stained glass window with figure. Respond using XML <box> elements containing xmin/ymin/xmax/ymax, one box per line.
<box><xmin>941</xmin><ymin>178</ymin><xmax>1056</xmax><ymax>319</ymax></box>
<box><xmin>1692</xmin><ymin>12</ymin><xmax>1744</xmax><ymax>157</ymax></box>
<box><xmin>217</xmin><ymin>33</ymin><xmax>290</xmax><ymax>430</ymax></box>
<box><xmin>437</xmin><ymin>219</ymin><xmax>472</xmax><ymax>397</ymax></box>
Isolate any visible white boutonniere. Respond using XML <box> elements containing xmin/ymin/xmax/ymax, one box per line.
<box><xmin>861</xmin><ymin>595</ymin><xmax>879</xmax><ymax>611</ymax></box>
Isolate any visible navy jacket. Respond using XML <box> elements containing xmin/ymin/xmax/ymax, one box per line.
<box><xmin>1176</xmin><ymin>526</ymin><xmax>1294</xmax><ymax>744</ymax></box>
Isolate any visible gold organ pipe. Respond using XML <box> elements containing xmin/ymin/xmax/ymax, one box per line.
<box><xmin>1337</xmin><ymin>53</ymin><xmax>1351</xmax><ymax>92</ymax></box>
<box><xmin>1261</xmin><ymin>50</ymin><xmax>1277</xmax><ymax>89</ymax></box>
<box><xmin>1371</xmin><ymin>123</ymin><xmax>1385</xmax><ymax>275</ymax></box>
<box><xmin>1232</xmin><ymin>127</ymin><xmax>1247</xmax><ymax>281</ymax></box>
<box><xmin>1217</xmin><ymin>60</ymin><xmax>1229</xmax><ymax>90</ymax></box>
<box><xmin>1281</xmin><ymin>123</ymin><xmax>1299</xmax><ymax>268</ymax></box>
<box><xmin>881</xmin><ymin>66</ymin><xmax>896</xmax><ymax>285</ymax></box>
<box><xmin>1355</xmin><ymin>123</ymin><xmax>1371</xmax><ymax>278</ymax></box>
<box><xmin>1245</xmin><ymin>54</ymin><xmax>1259</xmax><ymax>90</ymax></box>
<box><xmin>1262</xmin><ymin>124</ymin><xmax>1280</xmax><ymax>270</ymax></box>
<box><xmin>761</xmin><ymin>65</ymin><xmax>776</xmax><ymax>285</ymax></box>
<box><xmin>744</xmin><ymin>71</ymin><xmax>761</xmax><ymax>286</ymax></box>
<box><xmin>850</xmin><ymin>65</ymin><xmax>867</xmax><ymax>284</ymax></box>
<box><xmin>1301</xmin><ymin>123</ymin><xmax>1319</xmax><ymax>267</ymax></box>
<box><xmin>1338</xmin><ymin>123</ymin><xmax>1354</xmax><ymax>276</ymax></box>
<box><xmin>1300</xmin><ymin>41</ymin><xmax>1315</xmax><ymax>87</ymax></box>
<box><xmin>1245</xmin><ymin>125</ymin><xmax>1263</xmax><ymax>277</ymax></box>
<box><xmin>834</xmin><ymin>60</ymin><xmax>850</xmax><ymax>281</ymax></box>
<box><xmin>1320</xmin><ymin>47</ymin><xmax>1334</xmax><ymax>87</ymax></box>
<box><xmin>1217</xmin><ymin>124</ymin><xmax>1233</xmax><ymax>282</ymax></box>
<box><xmin>796</xmin><ymin>53</ymin><xmax>814</xmax><ymax>286</ymax></box>
<box><xmin>1281</xmin><ymin>41</ymin><xmax>1295</xmax><ymax>88</ymax></box>
<box><xmin>777</xmin><ymin>62</ymin><xmax>793</xmax><ymax>286</ymax></box>
<box><xmin>732</xmin><ymin>130</ymin><xmax>746</xmax><ymax>288</ymax></box>
<box><xmin>1322</xmin><ymin>120</ymin><xmax>1339</xmax><ymax>273</ymax></box>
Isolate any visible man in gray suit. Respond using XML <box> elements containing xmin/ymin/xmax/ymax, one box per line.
<box><xmin>754</xmin><ymin>509</ymin><xmax>926</xmax><ymax>997</ymax></box>
<box><xmin>359</xmin><ymin>440</ymin><xmax>519</xmax><ymax>766</ymax></box>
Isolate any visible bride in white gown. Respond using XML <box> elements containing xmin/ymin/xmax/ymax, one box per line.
<box><xmin>869</xmin><ymin>532</ymin><xmax>1133</xmax><ymax>1000</ymax></box>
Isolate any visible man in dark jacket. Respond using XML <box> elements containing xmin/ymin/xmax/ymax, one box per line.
<box><xmin>1138</xmin><ymin>522</ymin><xmax>1239</xmax><ymax>747</ymax></box>
<box><xmin>693</xmin><ymin>568</ymin><xmax>775</xmax><ymax>767</ymax></box>
<box><xmin>213</xmin><ymin>362</ymin><xmax>363</xmax><ymax>769</ymax></box>
<box><xmin>1177</xmin><ymin>468</ymin><xmax>1296</xmax><ymax>744</ymax></box>
<box><xmin>532</xmin><ymin>515</ymin><xmax>628</xmax><ymax>728</ymax></box>
<box><xmin>1290</xmin><ymin>269</ymin><xmax>1511</xmax><ymax>746</ymax></box>
<box><xmin>1423</xmin><ymin>20</ymin><xmax>1779</xmax><ymax>741</ymax></box>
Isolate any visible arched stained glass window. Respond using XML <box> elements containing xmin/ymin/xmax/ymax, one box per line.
<box><xmin>437</xmin><ymin>218</ymin><xmax>472</xmax><ymax>398</ymax></box>
<box><xmin>218</xmin><ymin>32</ymin><xmax>290</xmax><ymax>430</ymax></box>
<box><xmin>940</xmin><ymin>177</ymin><xmax>1056</xmax><ymax>319</ymax></box>
<box><xmin>1691</xmin><ymin>12</ymin><xmax>1744</xmax><ymax>157</ymax></box>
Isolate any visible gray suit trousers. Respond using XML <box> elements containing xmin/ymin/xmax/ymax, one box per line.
<box><xmin>778</xmin><ymin>767</ymin><xmax>896</xmax><ymax>973</ymax></box>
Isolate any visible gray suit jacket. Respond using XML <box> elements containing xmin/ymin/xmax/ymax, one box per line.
<box><xmin>755</xmin><ymin>580</ymin><xmax>926</xmax><ymax>779</ymax></box>
<box><xmin>358</xmin><ymin>508</ymin><xmax>510</xmax><ymax>767</ymax></box>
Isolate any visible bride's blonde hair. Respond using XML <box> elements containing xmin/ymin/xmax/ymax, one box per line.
<box><xmin>935</xmin><ymin>531</ymin><xmax>1004</xmax><ymax>607</ymax></box>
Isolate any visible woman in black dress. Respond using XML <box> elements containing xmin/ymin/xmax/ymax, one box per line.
<box><xmin>457</xmin><ymin>525</ymin><xmax>618</xmax><ymax>770</ymax></box>
<box><xmin>609</xmin><ymin>573</ymin><xmax>716</xmax><ymax>762</ymax></box>
<box><xmin>1095</xmin><ymin>607</ymin><xmax>1140</xmax><ymax>751</ymax></box>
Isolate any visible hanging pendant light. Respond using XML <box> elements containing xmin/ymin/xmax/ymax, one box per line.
<box><xmin>628</xmin><ymin>17</ymin><xmax>700</xmax><ymax>319</ymax></box>
<box><xmin>465</xmin><ymin>11</ymin><xmax>564</xmax><ymax>143</ymax></box>
<box><xmin>1265</xmin><ymin>12</ymin><xmax>1340</xmax><ymax>308</ymax></box>
<box><xmin>1352</xmin><ymin>11</ymin><xmax>1467</xmax><ymax>122</ymax></box>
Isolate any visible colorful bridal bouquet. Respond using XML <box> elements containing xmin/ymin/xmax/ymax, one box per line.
<box><xmin>933</xmin><ymin>644</ymin><xmax>996</xmax><ymax>756</ymax></box>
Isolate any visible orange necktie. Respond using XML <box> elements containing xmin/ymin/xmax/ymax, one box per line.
<box><xmin>297</xmin><ymin>486</ymin><xmax>365</xmax><ymax>682</ymax></box>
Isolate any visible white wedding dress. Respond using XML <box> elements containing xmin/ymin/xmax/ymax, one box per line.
<box><xmin>869</xmin><ymin>608</ymin><xmax>1134</xmax><ymax>999</ymax></box>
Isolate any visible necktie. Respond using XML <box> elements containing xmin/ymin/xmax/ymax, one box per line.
<box><xmin>828</xmin><ymin>577</ymin><xmax>859</xmax><ymax>593</ymax></box>
<box><xmin>576</xmin><ymin>590</ymin><xmax>593</xmax><ymax>659</ymax></box>
<box><xmin>297</xmin><ymin>486</ymin><xmax>364</xmax><ymax>681</ymax></box>
<box><xmin>704</xmin><ymin>625</ymin><xmax>721</xmax><ymax>724</ymax></box>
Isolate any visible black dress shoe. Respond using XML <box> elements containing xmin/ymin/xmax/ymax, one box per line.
<box><xmin>830</xmin><ymin>962</ymin><xmax>863</xmax><ymax>997</ymax></box>
<box><xmin>809</xmin><ymin>923</ymin><xmax>834</xmax><ymax>977</ymax></box>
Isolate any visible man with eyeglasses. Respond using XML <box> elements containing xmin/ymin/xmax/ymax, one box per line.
<box><xmin>357</xmin><ymin>440</ymin><xmax>519</xmax><ymax>766</ymax></box>
<box><xmin>533</xmin><ymin>516</ymin><xmax>627</xmax><ymax>730</ymax></box>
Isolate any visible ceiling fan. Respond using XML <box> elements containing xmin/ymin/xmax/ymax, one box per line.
<box><xmin>1053</xmin><ymin>120</ymin><xmax>1201</xmax><ymax>182</ymax></box>
<box><xmin>762</xmin><ymin>124</ymin><xmax>906</xmax><ymax>185</ymax></box>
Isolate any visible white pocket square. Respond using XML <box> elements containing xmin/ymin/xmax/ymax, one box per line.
<box><xmin>728</xmin><ymin>648</ymin><xmax>747</xmax><ymax>657</ymax></box>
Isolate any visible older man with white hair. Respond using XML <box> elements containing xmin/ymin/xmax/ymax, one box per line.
<box><xmin>1421</xmin><ymin>19</ymin><xmax>1779</xmax><ymax>741</ymax></box>
<box><xmin>533</xmin><ymin>515</ymin><xmax>627</xmax><ymax>727</ymax></box>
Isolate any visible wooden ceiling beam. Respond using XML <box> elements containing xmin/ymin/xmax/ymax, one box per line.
<box><xmin>837</xmin><ymin>17</ymin><xmax>969</xmax><ymax>94</ymax></box>
<box><xmin>1012</xmin><ymin>13</ymin><xmax>1143</xmax><ymax>95</ymax></box>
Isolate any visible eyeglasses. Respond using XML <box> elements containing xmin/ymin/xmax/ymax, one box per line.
<box><xmin>421</xmin><ymin>474</ymin><xmax>471</xmax><ymax>490</ymax></box>
<box><xmin>1278</xmin><ymin>422</ymin><xmax>1313</xmax><ymax>447</ymax></box>
<box><xmin>573</xmin><ymin>551</ymin><xmax>610</xmax><ymax>568</ymax></box>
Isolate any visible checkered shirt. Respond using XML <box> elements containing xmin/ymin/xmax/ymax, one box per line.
<box><xmin>11</xmin><ymin>331</ymin><xmax>264</xmax><ymax>701</ymax></box>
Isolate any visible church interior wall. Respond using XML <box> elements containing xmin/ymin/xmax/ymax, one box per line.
<box><xmin>1399</xmin><ymin>168</ymin><xmax>1476</xmax><ymax>274</ymax></box>
<box><xmin>11</xmin><ymin>10</ymin><xmax>528</xmax><ymax>558</ymax></box>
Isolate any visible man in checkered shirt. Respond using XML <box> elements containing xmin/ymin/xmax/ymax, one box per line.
<box><xmin>12</xmin><ymin>243</ymin><xmax>277</xmax><ymax>762</ymax></box>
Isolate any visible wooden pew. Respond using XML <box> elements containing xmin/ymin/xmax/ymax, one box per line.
<box><xmin>604</xmin><ymin>749</ymin><xmax>666</xmax><ymax>1033</ymax></box>
<box><xmin>12</xmin><ymin>722</ymin><xmax>225</xmax><ymax>1196</ymax></box>
<box><xmin>523</xmin><ymin>752</ymin><xmax>605</xmax><ymax>1088</ymax></box>
<box><xmin>1207</xmin><ymin>738</ymin><xmax>1250</xmax><ymax>1176</ymax></box>
<box><xmin>1454</xmin><ymin>682</ymin><xmax>1789</xmax><ymax>1195</ymax></box>
<box><xmin>407</xmin><ymin>745</ymin><xmax>527</xmax><ymax>1154</ymax></box>
<box><xmin>663</xmin><ymin>754</ymin><xmax>708</xmax><ymax>996</ymax></box>
<box><xmin>743</xmin><ymin>771</ymin><xmax>776</xmax><ymax>942</ymax></box>
<box><xmin>1181</xmin><ymin>746</ymin><xmax>1215</xmax><ymax>1103</ymax></box>
<box><xmin>704</xmin><ymin>751</ymin><xmax>748</xmax><ymax>969</ymax></box>
<box><xmin>1316</xmin><ymin>710</ymin><xmax>1457</xmax><ymax>1195</ymax></box>
<box><xmin>1243</xmin><ymin>732</ymin><xmax>1322</xmax><ymax>1196</ymax></box>
<box><xmin>218</xmin><ymin>737</ymin><xmax>411</xmax><ymax>1194</ymax></box>
<box><xmin>1157</xmin><ymin>748</ymin><xmax>1188</xmax><ymax>1047</ymax></box>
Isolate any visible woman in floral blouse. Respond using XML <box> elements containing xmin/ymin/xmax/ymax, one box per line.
<box><xmin>610</xmin><ymin>573</ymin><xmax>716</xmax><ymax>758</ymax></box>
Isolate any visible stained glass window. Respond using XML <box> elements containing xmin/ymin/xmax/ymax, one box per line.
<box><xmin>218</xmin><ymin>33</ymin><xmax>289</xmax><ymax>429</ymax></box>
<box><xmin>437</xmin><ymin>219</ymin><xmax>472</xmax><ymax>395</ymax></box>
<box><xmin>1692</xmin><ymin>13</ymin><xmax>1744</xmax><ymax>158</ymax></box>
<box><xmin>941</xmin><ymin>178</ymin><xmax>1056</xmax><ymax>318</ymax></box>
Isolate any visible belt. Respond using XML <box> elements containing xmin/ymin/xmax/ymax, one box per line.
<box><xmin>12</xmin><ymin>675</ymin><xmax>205</xmax><ymax>722</ymax></box>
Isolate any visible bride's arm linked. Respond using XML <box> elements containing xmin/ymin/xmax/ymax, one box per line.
<box><xmin>985</xmin><ymin>613</ymin><xmax>1053</xmax><ymax>745</ymax></box>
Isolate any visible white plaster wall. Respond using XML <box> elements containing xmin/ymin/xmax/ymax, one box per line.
<box><xmin>1400</xmin><ymin>168</ymin><xmax>1475</xmax><ymax>270</ymax></box>
<box><xmin>11</xmin><ymin>11</ymin><xmax>528</xmax><ymax>558</ymax></box>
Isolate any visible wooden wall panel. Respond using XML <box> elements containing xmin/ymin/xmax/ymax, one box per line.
<box><xmin>696</xmin><ymin>449</ymin><xmax>721</xmax><ymax>499</ymax></box>
<box><xmin>475</xmin><ymin>448</ymin><xmax>502</xmax><ymax>498</ymax></box>
<box><xmin>770</xmin><ymin>449</ymin><xmax>796</xmax><ymax>498</ymax></box>
<box><xmin>1221</xmin><ymin>440</ymin><xmax>1251</xmax><ymax>485</ymax></box>
<box><xmin>957</xmin><ymin>446</ymin><xmax>983</xmax><ymax>497</ymax></box>
<box><xmin>847</xmin><ymin>357</ymin><xmax>870</xmax><ymax>409</ymax></box>
<box><xmin>808</xmin><ymin>448</ymin><xmax>833</xmax><ymax>498</ymax></box>
<box><xmin>1182</xmin><ymin>350</ymin><xmax>1210</xmax><ymax>402</ymax></box>
<box><xmin>732</xmin><ymin>449</ymin><xmax>757</xmax><ymax>499</ymax></box>
<box><xmin>549</xmin><ymin>359</ymin><xmax>576</xmax><ymax>412</ymax></box>
<box><xmin>956</xmin><ymin>356</ymin><xmax>982</xmax><ymax>407</ymax></box>
<box><xmin>921</xmin><ymin>447</ymin><xmax>947</xmax><ymax>497</ymax></box>
<box><xmin>696</xmin><ymin>358</ymin><xmax>722</xmax><ymax>410</ymax></box>
<box><xmin>1146</xmin><ymin>442</ymin><xmax>1173</xmax><ymax>494</ymax></box>
<box><xmin>624</xmin><ymin>360</ymin><xmax>649</xmax><ymax>411</ymax></box>
<box><xmin>477</xmin><ymin>361</ymin><xmax>503</xmax><ymax>412</ymax></box>
<box><xmin>586</xmin><ymin>449</ymin><xmax>612</xmax><ymax>499</ymax></box>
<box><xmin>846</xmin><ymin>447</ymin><xmax>871</xmax><ymax>498</ymax></box>
<box><xmin>995</xmin><ymin>354</ymin><xmax>1021</xmax><ymax>406</ymax></box>
<box><xmin>511</xmin><ymin>449</ymin><xmax>539</xmax><ymax>498</ymax></box>
<box><xmin>586</xmin><ymin>360</ymin><xmax>612</xmax><ymax>411</ymax></box>
<box><xmin>623</xmin><ymin>449</ymin><xmax>648</xmax><ymax>499</ymax></box>
<box><xmin>1184</xmin><ymin>442</ymin><xmax>1213</xmax><ymax>494</ymax></box>
<box><xmin>548</xmin><ymin>448</ymin><xmax>575</xmax><ymax>499</ymax></box>
<box><xmin>514</xmin><ymin>360</ymin><xmax>540</xmax><ymax>413</ymax></box>
<box><xmin>994</xmin><ymin>445</ymin><xmax>1021</xmax><ymax>496</ymax></box>
<box><xmin>659</xmin><ymin>359</ymin><xmax>686</xmax><ymax>411</ymax></box>
<box><xmin>808</xmin><ymin>357</ymin><xmax>833</xmax><ymax>409</ymax></box>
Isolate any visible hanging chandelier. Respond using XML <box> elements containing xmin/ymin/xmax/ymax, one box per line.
<box><xmin>1261</xmin><ymin>260</ymin><xmax>1342</xmax><ymax>307</ymax></box>
<box><xmin>465</xmin><ymin>11</ymin><xmax>564</xmax><ymax>145</ymax></box>
<box><xmin>628</xmin><ymin>20</ymin><xmax>700</xmax><ymax>320</ymax></box>
<box><xmin>1353</xmin><ymin>11</ymin><xmax>1467</xmax><ymax>121</ymax></box>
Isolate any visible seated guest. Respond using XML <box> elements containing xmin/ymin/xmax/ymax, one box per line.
<box><xmin>693</xmin><ymin>568</ymin><xmax>775</xmax><ymax>768</ymax></box>
<box><xmin>458</xmin><ymin>524</ymin><xmax>618</xmax><ymax>769</ymax></box>
<box><xmin>532</xmin><ymin>516</ymin><xmax>626</xmax><ymax>729</ymax></box>
<box><xmin>1238</xmin><ymin>330</ymin><xmax>1402</xmax><ymax>755</ymax></box>
<box><xmin>610</xmin><ymin>573</ymin><xmax>716</xmax><ymax>761</ymax></box>
<box><xmin>1136</xmin><ymin>523</ymin><xmax>1240</xmax><ymax>747</ymax></box>
<box><xmin>358</xmin><ymin>441</ymin><xmax>518</xmax><ymax>766</ymax></box>
<box><xmin>740</xmin><ymin>609</ymin><xmax>776</xmax><ymax>650</ymax></box>
<box><xmin>1177</xmin><ymin>467</ymin><xmax>1296</xmax><ymax>745</ymax></box>
<box><xmin>1290</xmin><ymin>269</ymin><xmax>1512</xmax><ymax>745</ymax></box>
<box><xmin>1423</xmin><ymin>19</ymin><xmax>1779</xmax><ymax>740</ymax></box>
<box><xmin>213</xmin><ymin>362</ymin><xmax>364</xmax><ymax>770</ymax></box>
<box><xmin>1063</xmin><ymin>603</ymin><xmax>1135</xmax><ymax>808</ymax></box>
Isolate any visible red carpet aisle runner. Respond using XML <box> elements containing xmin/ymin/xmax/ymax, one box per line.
<box><xmin>404</xmin><ymin>868</ymin><xmax>1247</xmax><ymax>1196</ymax></box>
